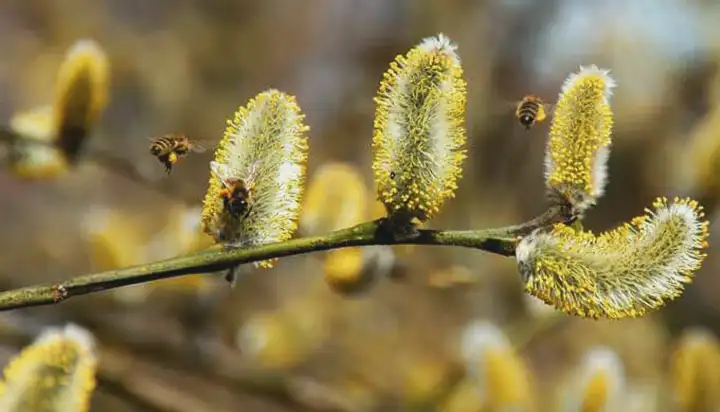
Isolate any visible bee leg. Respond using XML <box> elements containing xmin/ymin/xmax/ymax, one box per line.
<box><xmin>224</xmin><ymin>266</ymin><xmax>238</xmax><ymax>288</ymax></box>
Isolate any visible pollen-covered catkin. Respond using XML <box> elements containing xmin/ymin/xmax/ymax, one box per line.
<box><xmin>0</xmin><ymin>324</ymin><xmax>97</xmax><ymax>412</ymax></box>
<box><xmin>53</xmin><ymin>39</ymin><xmax>110</xmax><ymax>163</ymax></box>
<box><xmin>372</xmin><ymin>33</ymin><xmax>467</xmax><ymax>222</ymax></box>
<box><xmin>516</xmin><ymin>197</ymin><xmax>709</xmax><ymax>319</ymax></box>
<box><xmin>545</xmin><ymin>65</ymin><xmax>615</xmax><ymax>215</ymax></box>
<box><xmin>201</xmin><ymin>89</ymin><xmax>309</xmax><ymax>268</ymax></box>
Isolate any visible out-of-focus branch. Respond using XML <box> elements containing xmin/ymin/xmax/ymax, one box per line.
<box><xmin>0</xmin><ymin>205</ymin><xmax>572</xmax><ymax>311</ymax></box>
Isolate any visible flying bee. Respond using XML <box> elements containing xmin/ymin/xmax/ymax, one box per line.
<box><xmin>211</xmin><ymin>161</ymin><xmax>259</xmax><ymax>221</ymax></box>
<box><xmin>514</xmin><ymin>95</ymin><xmax>553</xmax><ymax>130</ymax></box>
<box><xmin>149</xmin><ymin>134</ymin><xmax>207</xmax><ymax>174</ymax></box>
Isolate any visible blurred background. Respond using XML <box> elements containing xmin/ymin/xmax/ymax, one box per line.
<box><xmin>1</xmin><ymin>0</ymin><xmax>720</xmax><ymax>410</ymax></box>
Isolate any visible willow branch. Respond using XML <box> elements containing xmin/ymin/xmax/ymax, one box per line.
<box><xmin>0</xmin><ymin>205</ymin><xmax>571</xmax><ymax>311</ymax></box>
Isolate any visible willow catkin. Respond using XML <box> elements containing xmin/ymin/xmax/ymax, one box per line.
<box><xmin>201</xmin><ymin>89</ymin><xmax>309</xmax><ymax>268</ymax></box>
<box><xmin>300</xmin><ymin>162</ymin><xmax>368</xmax><ymax>235</ymax></box>
<box><xmin>669</xmin><ymin>328</ymin><xmax>720</xmax><ymax>412</ymax></box>
<box><xmin>0</xmin><ymin>324</ymin><xmax>97</xmax><ymax>412</ymax></box>
<box><xmin>544</xmin><ymin>65</ymin><xmax>615</xmax><ymax>215</ymax></box>
<box><xmin>516</xmin><ymin>197</ymin><xmax>709</xmax><ymax>319</ymax></box>
<box><xmin>372</xmin><ymin>33</ymin><xmax>467</xmax><ymax>222</ymax></box>
<box><xmin>52</xmin><ymin>39</ymin><xmax>110</xmax><ymax>163</ymax></box>
<box><xmin>561</xmin><ymin>347</ymin><xmax>625</xmax><ymax>412</ymax></box>
<box><xmin>459</xmin><ymin>321</ymin><xmax>535</xmax><ymax>410</ymax></box>
<box><xmin>8</xmin><ymin>106</ymin><xmax>67</xmax><ymax>179</ymax></box>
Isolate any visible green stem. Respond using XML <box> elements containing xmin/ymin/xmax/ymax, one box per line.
<box><xmin>0</xmin><ymin>205</ymin><xmax>570</xmax><ymax>311</ymax></box>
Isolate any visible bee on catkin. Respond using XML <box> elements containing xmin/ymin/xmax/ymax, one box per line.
<box><xmin>372</xmin><ymin>33</ymin><xmax>467</xmax><ymax>223</ymax></box>
<box><xmin>669</xmin><ymin>328</ymin><xmax>720</xmax><ymax>412</ymax></box>
<box><xmin>560</xmin><ymin>347</ymin><xmax>625</xmax><ymax>412</ymax></box>
<box><xmin>149</xmin><ymin>134</ymin><xmax>207</xmax><ymax>174</ymax></box>
<box><xmin>515</xmin><ymin>197</ymin><xmax>709</xmax><ymax>319</ymax></box>
<box><xmin>515</xmin><ymin>95</ymin><xmax>551</xmax><ymax>130</ymax></box>
<box><xmin>53</xmin><ymin>39</ymin><xmax>110</xmax><ymax>164</ymax></box>
<box><xmin>544</xmin><ymin>65</ymin><xmax>615</xmax><ymax>215</ymax></box>
<box><xmin>201</xmin><ymin>89</ymin><xmax>309</xmax><ymax>268</ymax></box>
<box><xmin>0</xmin><ymin>324</ymin><xmax>97</xmax><ymax>412</ymax></box>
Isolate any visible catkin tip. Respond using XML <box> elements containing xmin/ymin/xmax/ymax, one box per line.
<box><xmin>201</xmin><ymin>89</ymin><xmax>309</xmax><ymax>268</ymax></box>
<box><xmin>372</xmin><ymin>33</ymin><xmax>467</xmax><ymax>222</ymax></box>
<box><xmin>516</xmin><ymin>197</ymin><xmax>709</xmax><ymax>319</ymax></box>
<box><xmin>545</xmin><ymin>65</ymin><xmax>615</xmax><ymax>215</ymax></box>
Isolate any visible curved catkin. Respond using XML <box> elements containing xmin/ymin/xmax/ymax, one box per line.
<box><xmin>516</xmin><ymin>197</ymin><xmax>709</xmax><ymax>319</ymax></box>
<box><xmin>0</xmin><ymin>324</ymin><xmax>97</xmax><ymax>412</ymax></box>
<box><xmin>53</xmin><ymin>39</ymin><xmax>110</xmax><ymax>164</ymax></box>
<box><xmin>561</xmin><ymin>347</ymin><xmax>625</xmax><ymax>412</ymax></box>
<box><xmin>372</xmin><ymin>33</ymin><xmax>467</xmax><ymax>222</ymax></box>
<box><xmin>669</xmin><ymin>328</ymin><xmax>720</xmax><ymax>412</ymax></box>
<box><xmin>201</xmin><ymin>89</ymin><xmax>309</xmax><ymax>268</ymax></box>
<box><xmin>545</xmin><ymin>65</ymin><xmax>615</xmax><ymax>215</ymax></box>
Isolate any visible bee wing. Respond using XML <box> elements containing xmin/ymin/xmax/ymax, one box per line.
<box><xmin>190</xmin><ymin>139</ymin><xmax>214</xmax><ymax>153</ymax></box>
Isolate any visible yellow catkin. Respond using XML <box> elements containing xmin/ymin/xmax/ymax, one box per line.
<box><xmin>516</xmin><ymin>197</ymin><xmax>710</xmax><ymax>319</ymax></box>
<box><xmin>301</xmin><ymin>162</ymin><xmax>368</xmax><ymax>235</ymax></box>
<box><xmin>677</xmin><ymin>105</ymin><xmax>720</xmax><ymax>211</ymax></box>
<box><xmin>323</xmin><ymin>247</ymin><xmax>373</xmax><ymax>295</ymax></box>
<box><xmin>372</xmin><ymin>33</ymin><xmax>467</xmax><ymax>222</ymax></box>
<box><xmin>545</xmin><ymin>65</ymin><xmax>615</xmax><ymax>214</ymax></box>
<box><xmin>561</xmin><ymin>347</ymin><xmax>625</xmax><ymax>412</ymax></box>
<box><xmin>52</xmin><ymin>39</ymin><xmax>110</xmax><ymax>163</ymax></box>
<box><xmin>0</xmin><ymin>324</ymin><xmax>97</xmax><ymax>412</ymax></box>
<box><xmin>669</xmin><ymin>328</ymin><xmax>720</xmax><ymax>412</ymax></box>
<box><xmin>8</xmin><ymin>106</ymin><xmax>68</xmax><ymax>179</ymax></box>
<box><xmin>460</xmin><ymin>321</ymin><xmax>535</xmax><ymax>410</ymax></box>
<box><xmin>201</xmin><ymin>89</ymin><xmax>309</xmax><ymax>268</ymax></box>
<box><xmin>236</xmin><ymin>303</ymin><xmax>328</xmax><ymax>370</ymax></box>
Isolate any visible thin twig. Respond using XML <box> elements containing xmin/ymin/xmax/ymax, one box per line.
<box><xmin>0</xmin><ymin>205</ymin><xmax>570</xmax><ymax>311</ymax></box>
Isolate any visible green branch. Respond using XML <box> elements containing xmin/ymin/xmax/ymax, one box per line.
<box><xmin>0</xmin><ymin>205</ymin><xmax>571</xmax><ymax>312</ymax></box>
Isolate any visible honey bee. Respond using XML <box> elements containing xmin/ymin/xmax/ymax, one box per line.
<box><xmin>149</xmin><ymin>134</ymin><xmax>207</xmax><ymax>174</ymax></box>
<box><xmin>211</xmin><ymin>161</ymin><xmax>259</xmax><ymax>220</ymax></box>
<box><xmin>514</xmin><ymin>95</ymin><xmax>553</xmax><ymax>130</ymax></box>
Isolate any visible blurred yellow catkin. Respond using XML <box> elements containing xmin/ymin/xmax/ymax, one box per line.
<box><xmin>202</xmin><ymin>89</ymin><xmax>309</xmax><ymax>268</ymax></box>
<box><xmin>236</xmin><ymin>300</ymin><xmax>329</xmax><ymax>370</ymax></box>
<box><xmin>544</xmin><ymin>65</ymin><xmax>615</xmax><ymax>215</ymax></box>
<box><xmin>52</xmin><ymin>38</ymin><xmax>110</xmax><ymax>164</ymax></box>
<box><xmin>8</xmin><ymin>106</ymin><xmax>66</xmax><ymax>179</ymax></box>
<box><xmin>560</xmin><ymin>346</ymin><xmax>625</xmax><ymax>412</ymax></box>
<box><xmin>516</xmin><ymin>197</ymin><xmax>709</xmax><ymax>319</ymax></box>
<box><xmin>459</xmin><ymin>320</ymin><xmax>535</xmax><ymax>411</ymax></box>
<box><xmin>8</xmin><ymin>39</ymin><xmax>109</xmax><ymax>179</ymax></box>
<box><xmin>669</xmin><ymin>328</ymin><xmax>720</xmax><ymax>412</ymax></box>
<box><xmin>301</xmin><ymin>162</ymin><xmax>368</xmax><ymax>235</ymax></box>
<box><xmin>372</xmin><ymin>33</ymin><xmax>467</xmax><ymax>223</ymax></box>
<box><xmin>0</xmin><ymin>324</ymin><xmax>97</xmax><ymax>412</ymax></box>
<box><xmin>675</xmin><ymin>95</ymin><xmax>720</xmax><ymax>211</ymax></box>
